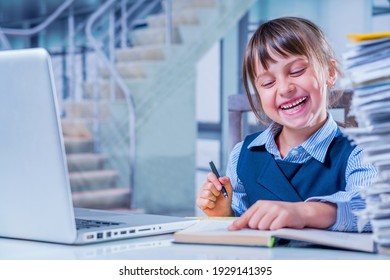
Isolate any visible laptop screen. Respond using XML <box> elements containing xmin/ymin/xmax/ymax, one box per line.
<box><xmin>0</xmin><ymin>48</ymin><xmax>77</xmax><ymax>243</ymax></box>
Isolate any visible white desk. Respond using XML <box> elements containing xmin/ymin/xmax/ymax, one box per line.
<box><xmin>0</xmin><ymin>234</ymin><xmax>389</xmax><ymax>260</ymax></box>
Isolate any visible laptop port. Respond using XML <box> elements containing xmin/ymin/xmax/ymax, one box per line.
<box><xmin>86</xmin><ymin>234</ymin><xmax>94</xmax><ymax>240</ymax></box>
<box><xmin>120</xmin><ymin>231</ymin><xmax>127</xmax><ymax>235</ymax></box>
<box><xmin>97</xmin><ymin>233</ymin><xmax>103</xmax><ymax>239</ymax></box>
<box><xmin>106</xmin><ymin>232</ymin><xmax>112</xmax><ymax>238</ymax></box>
<box><xmin>129</xmin><ymin>229</ymin><xmax>135</xmax><ymax>234</ymax></box>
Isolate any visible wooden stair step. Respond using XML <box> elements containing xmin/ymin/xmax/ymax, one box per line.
<box><xmin>167</xmin><ymin>0</ymin><xmax>216</xmax><ymax>10</ymax></box>
<box><xmin>131</xmin><ymin>27</ymin><xmax>182</xmax><ymax>46</ymax></box>
<box><xmin>146</xmin><ymin>9</ymin><xmax>200</xmax><ymax>28</ymax></box>
<box><xmin>72</xmin><ymin>188</ymin><xmax>130</xmax><ymax>210</ymax></box>
<box><xmin>82</xmin><ymin>81</ymin><xmax>126</xmax><ymax>99</ymax></box>
<box><xmin>116</xmin><ymin>45</ymin><xmax>166</xmax><ymax>62</ymax></box>
<box><xmin>66</xmin><ymin>153</ymin><xmax>106</xmax><ymax>172</ymax></box>
<box><xmin>64</xmin><ymin>136</ymin><xmax>94</xmax><ymax>154</ymax></box>
<box><xmin>63</xmin><ymin>101</ymin><xmax>111</xmax><ymax>119</ymax></box>
<box><xmin>100</xmin><ymin>61</ymin><xmax>148</xmax><ymax>79</ymax></box>
<box><xmin>61</xmin><ymin>118</ymin><xmax>93</xmax><ymax>138</ymax></box>
<box><xmin>69</xmin><ymin>170</ymin><xmax>119</xmax><ymax>191</ymax></box>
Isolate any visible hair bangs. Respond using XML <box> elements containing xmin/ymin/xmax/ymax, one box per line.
<box><xmin>255</xmin><ymin>21</ymin><xmax>312</xmax><ymax>71</ymax></box>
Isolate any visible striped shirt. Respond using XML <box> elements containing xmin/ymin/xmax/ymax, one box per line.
<box><xmin>226</xmin><ymin>114</ymin><xmax>376</xmax><ymax>232</ymax></box>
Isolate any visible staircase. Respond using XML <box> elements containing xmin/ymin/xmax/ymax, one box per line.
<box><xmin>62</xmin><ymin>0</ymin><xmax>256</xmax><ymax>214</ymax></box>
<box><xmin>62</xmin><ymin>118</ymin><xmax>130</xmax><ymax>210</ymax></box>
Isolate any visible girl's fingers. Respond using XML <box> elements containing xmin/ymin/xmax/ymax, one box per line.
<box><xmin>228</xmin><ymin>205</ymin><xmax>256</xmax><ymax>230</ymax></box>
<box><xmin>207</xmin><ymin>172</ymin><xmax>223</xmax><ymax>191</ymax></box>
<box><xmin>198</xmin><ymin>188</ymin><xmax>217</xmax><ymax>201</ymax></box>
<box><xmin>196</xmin><ymin>197</ymin><xmax>216</xmax><ymax>210</ymax></box>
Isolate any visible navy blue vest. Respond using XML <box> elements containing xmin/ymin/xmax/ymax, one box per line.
<box><xmin>237</xmin><ymin>129</ymin><xmax>355</xmax><ymax>206</ymax></box>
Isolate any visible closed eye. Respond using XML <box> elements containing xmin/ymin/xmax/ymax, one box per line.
<box><xmin>261</xmin><ymin>80</ymin><xmax>275</xmax><ymax>88</ymax></box>
<box><xmin>290</xmin><ymin>68</ymin><xmax>305</xmax><ymax>76</ymax></box>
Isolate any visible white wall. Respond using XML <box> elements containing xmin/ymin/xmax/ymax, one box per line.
<box><xmin>196</xmin><ymin>42</ymin><xmax>220</xmax><ymax>123</ymax></box>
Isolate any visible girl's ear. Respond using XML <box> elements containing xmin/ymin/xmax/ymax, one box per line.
<box><xmin>326</xmin><ymin>59</ymin><xmax>338</xmax><ymax>88</ymax></box>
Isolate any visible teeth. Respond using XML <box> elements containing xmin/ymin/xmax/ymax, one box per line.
<box><xmin>281</xmin><ymin>97</ymin><xmax>307</xmax><ymax>109</ymax></box>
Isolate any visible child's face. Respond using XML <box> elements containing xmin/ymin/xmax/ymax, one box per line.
<box><xmin>254</xmin><ymin>51</ymin><xmax>328</xmax><ymax>130</ymax></box>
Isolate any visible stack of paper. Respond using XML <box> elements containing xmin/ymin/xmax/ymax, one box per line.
<box><xmin>342</xmin><ymin>34</ymin><xmax>390</xmax><ymax>254</ymax></box>
<box><xmin>343</xmin><ymin>36</ymin><xmax>390</xmax><ymax>85</ymax></box>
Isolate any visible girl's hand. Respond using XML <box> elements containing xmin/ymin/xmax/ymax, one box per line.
<box><xmin>196</xmin><ymin>172</ymin><xmax>234</xmax><ymax>217</ymax></box>
<box><xmin>229</xmin><ymin>201</ymin><xmax>336</xmax><ymax>231</ymax></box>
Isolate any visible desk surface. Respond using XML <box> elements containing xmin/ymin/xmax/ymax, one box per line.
<box><xmin>1</xmin><ymin>234</ymin><xmax>389</xmax><ymax>260</ymax></box>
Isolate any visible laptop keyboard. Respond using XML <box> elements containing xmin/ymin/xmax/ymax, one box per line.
<box><xmin>75</xmin><ymin>218</ymin><xmax>121</xmax><ymax>230</ymax></box>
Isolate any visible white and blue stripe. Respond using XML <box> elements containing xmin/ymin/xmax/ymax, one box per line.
<box><xmin>226</xmin><ymin>113</ymin><xmax>377</xmax><ymax>232</ymax></box>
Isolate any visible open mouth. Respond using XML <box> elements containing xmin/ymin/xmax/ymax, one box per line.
<box><xmin>280</xmin><ymin>97</ymin><xmax>308</xmax><ymax>112</ymax></box>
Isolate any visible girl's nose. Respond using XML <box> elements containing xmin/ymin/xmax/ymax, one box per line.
<box><xmin>277</xmin><ymin>81</ymin><xmax>296</xmax><ymax>97</ymax></box>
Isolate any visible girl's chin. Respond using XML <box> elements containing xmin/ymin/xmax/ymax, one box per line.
<box><xmin>280</xmin><ymin>113</ymin><xmax>326</xmax><ymax>130</ymax></box>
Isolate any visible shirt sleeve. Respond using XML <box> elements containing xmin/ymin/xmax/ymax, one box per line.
<box><xmin>306</xmin><ymin>145</ymin><xmax>377</xmax><ymax>232</ymax></box>
<box><xmin>226</xmin><ymin>141</ymin><xmax>250</xmax><ymax>217</ymax></box>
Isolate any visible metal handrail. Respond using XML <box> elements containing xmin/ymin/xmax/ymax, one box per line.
<box><xmin>86</xmin><ymin>0</ymin><xmax>137</xmax><ymax>208</ymax></box>
<box><xmin>0</xmin><ymin>0</ymin><xmax>75</xmax><ymax>36</ymax></box>
<box><xmin>0</xmin><ymin>29</ymin><xmax>11</xmax><ymax>49</ymax></box>
<box><xmin>95</xmin><ymin>0</ymin><xmax>162</xmax><ymax>48</ymax></box>
<box><xmin>0</xmin><ymin>0</ymin><xmax>75</xmax><ymax>50</ymax></box>
<box><xmin>165</xmin><ymin>0</ymin><xmax>173</xmax><ymax>45</ymax></box>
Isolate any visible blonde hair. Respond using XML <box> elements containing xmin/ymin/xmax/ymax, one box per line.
<box><xmin>242</xmin><ymin>17</ymin><xmax>341</xmax><ymax>124</ymax></box>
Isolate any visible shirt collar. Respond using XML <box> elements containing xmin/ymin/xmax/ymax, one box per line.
<box><xmin>247</xmin><ymin>113</ymin><xmax>338</xmax><ymax>163</ymax></box>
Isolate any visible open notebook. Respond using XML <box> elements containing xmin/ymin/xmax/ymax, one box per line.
<box><xmin>173</xmin><ymin>219</ymin><xmax>375</xmax><ymax>253</ymax></box>
<box><xmin>0</xmin><ymin>48</ymin><xmax>196</xmax><ymax>244</ymax></box>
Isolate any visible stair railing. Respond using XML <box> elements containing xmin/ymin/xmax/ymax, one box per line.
<box><xmin>0</xmin><ymin>0</ymin><xmax>80</xmax><ymax>101</ymax></box>
<box><xmin>86</xmin><ymin>0</ymin><xmax>173</xmax><ymax>209</ymax></box>
<box><xmin>0</xmin><ymin>0</ymin><xmax>75</xmax><ymax>50</ymax></box>
<box><xmin>86</xmin><ymin>0</ymin><xmax>138</xmax><ymax>208</ymax></box>
<box><xmin>165</xmin><ymin>0</ymin><xmax>173</xmax><ymax>45</ymax></box>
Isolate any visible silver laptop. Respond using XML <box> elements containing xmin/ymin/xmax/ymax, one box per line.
<box><xmin>0</xmin><ymin>48</ymin><xmax>196</xmax><ymax>244</ymax></box>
